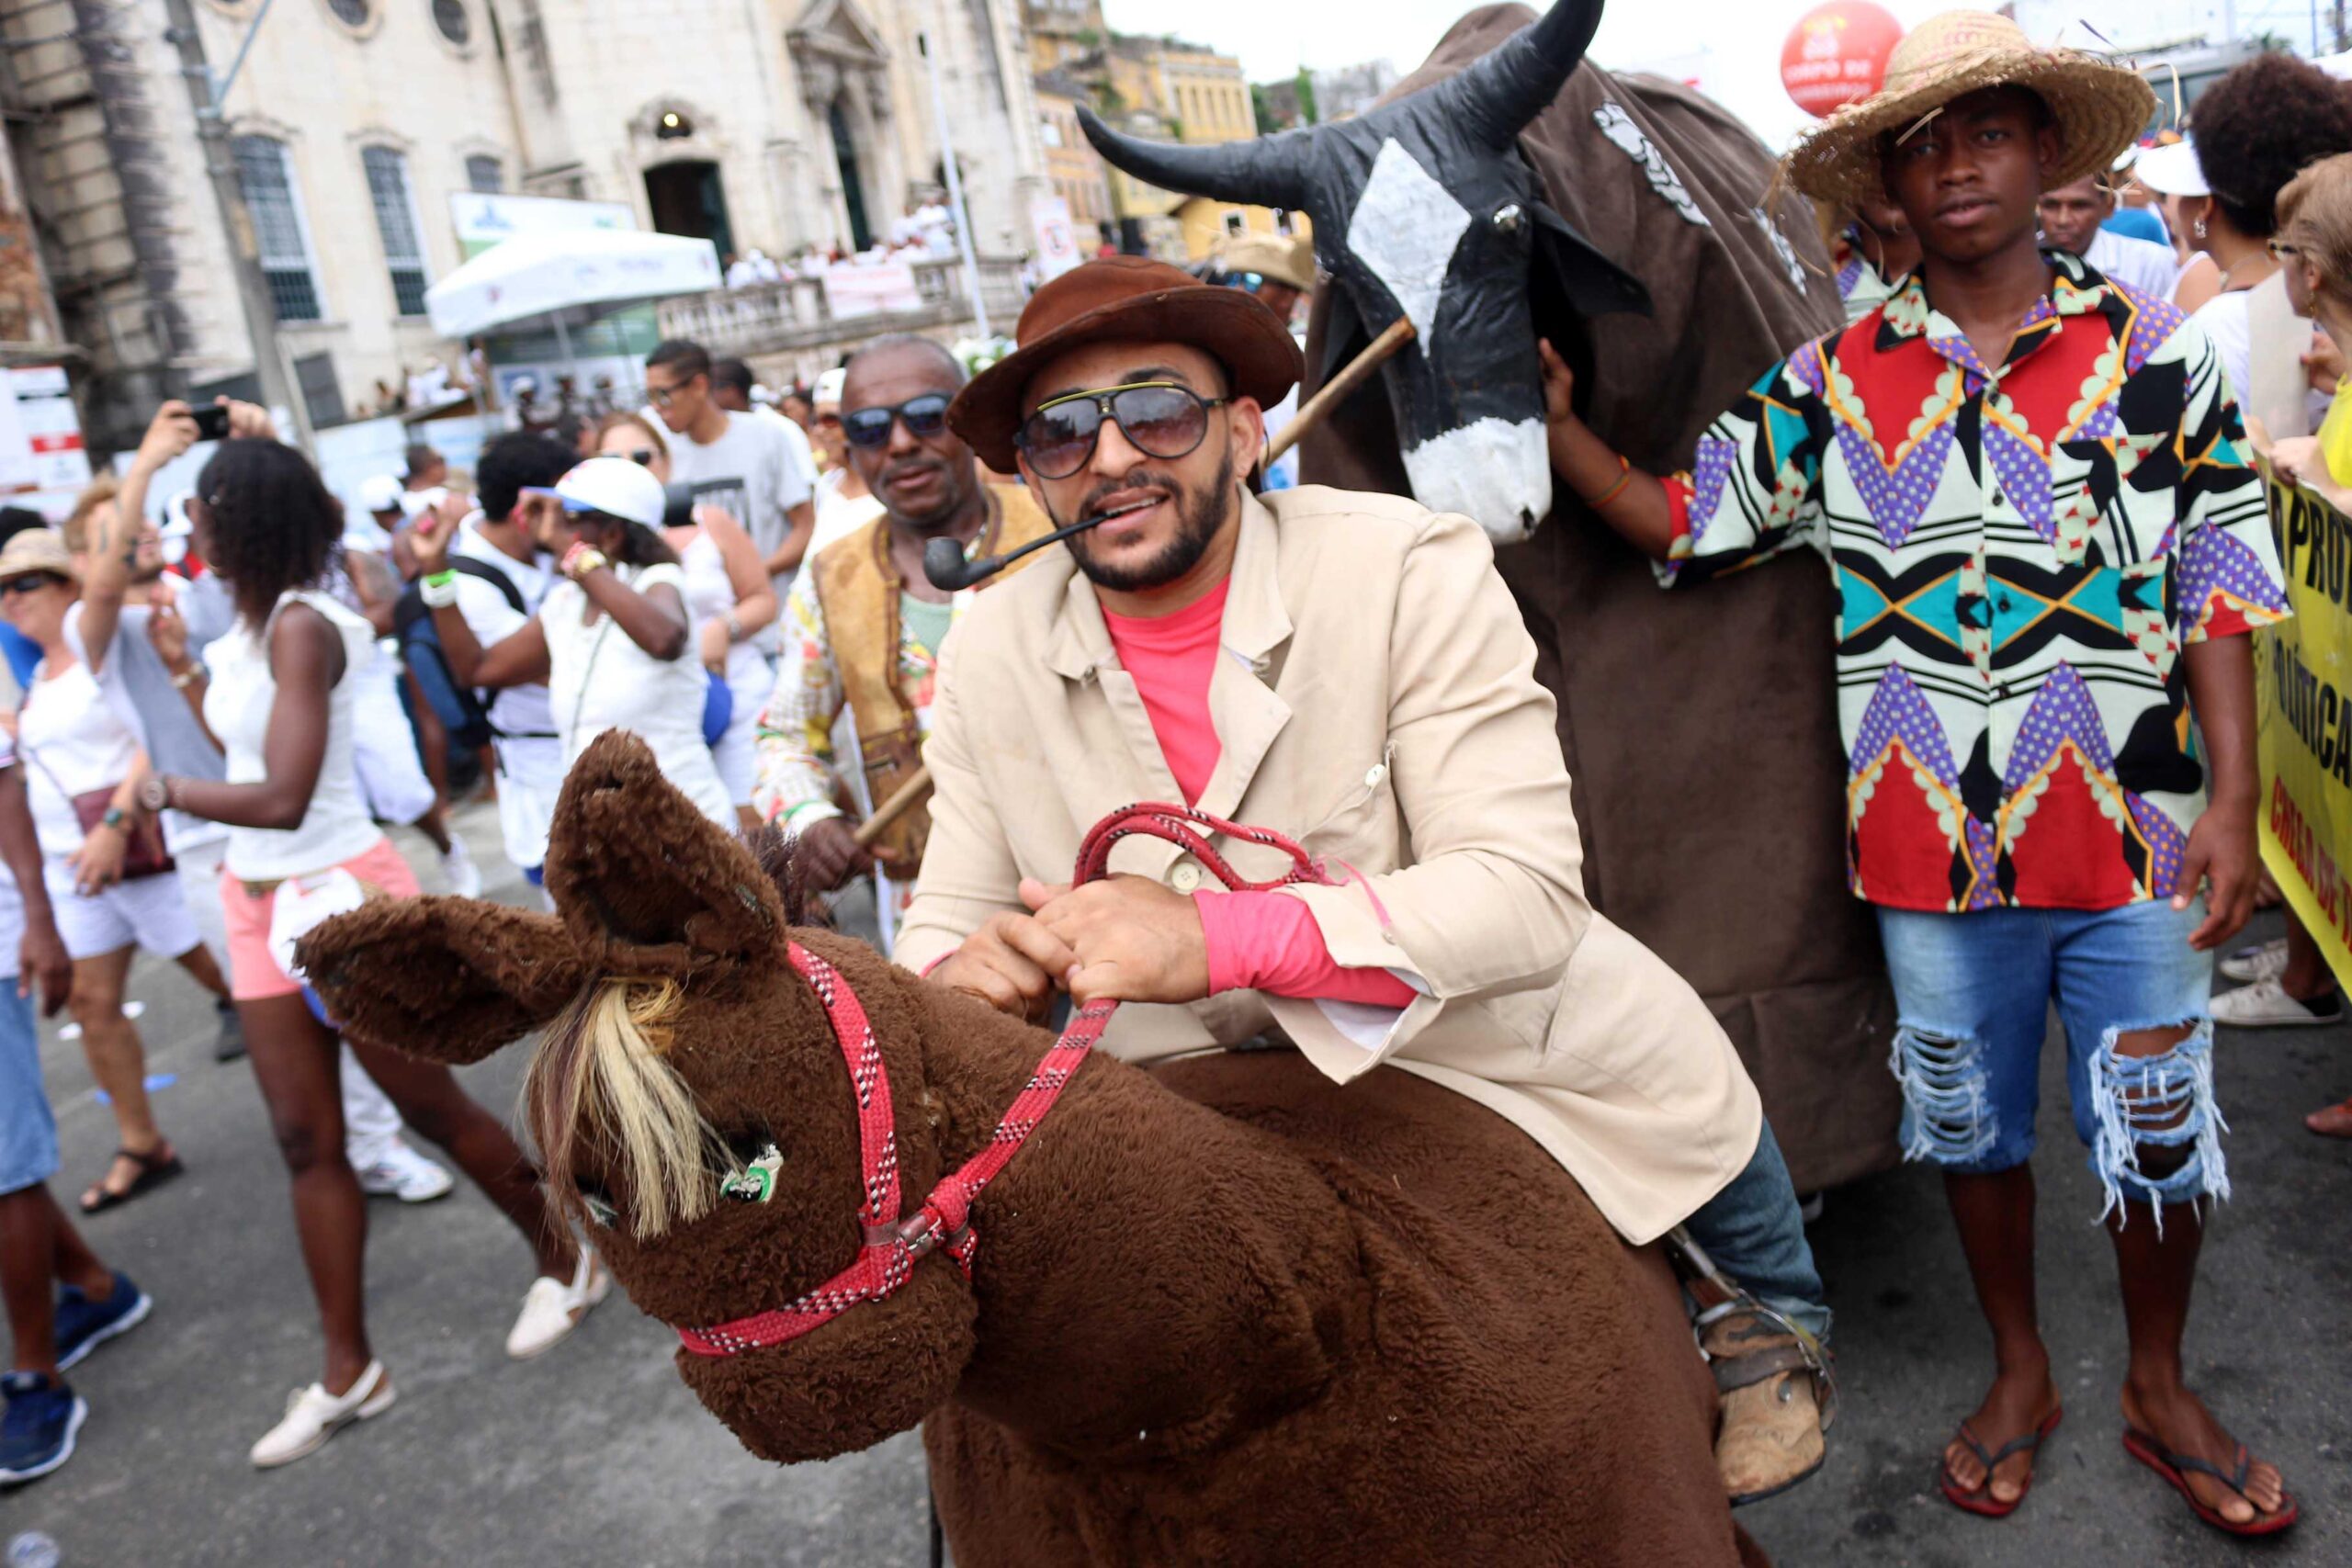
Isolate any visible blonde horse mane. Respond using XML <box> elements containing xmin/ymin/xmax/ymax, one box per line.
<box><xmin>526</xmin><ymin>977</ymin><xmax>732</xmax><ymax>1238</ymax></box>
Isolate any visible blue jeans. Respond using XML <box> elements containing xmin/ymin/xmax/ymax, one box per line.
<box><xmin>0</xmin><ymin>983</ymin><xmax>56</xmax><ymax>1196</ymax></box>
<box><xmin>1877</xmin><ymin>899</ymin><xmax>2222</xmax><ymax>1229</ymax></box>
<box><xmin>1684</xmin><ymin>1122</ymin><xmax>1830</xmax><ymax>1343</ymax></box>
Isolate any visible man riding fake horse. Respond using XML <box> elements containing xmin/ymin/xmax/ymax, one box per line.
<box><xmin>897</xmin><ymin>256</ymin><xmax>1832</xmax><ymax>1502</ymax></box>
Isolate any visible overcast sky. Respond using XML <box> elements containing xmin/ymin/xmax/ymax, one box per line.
<box><xmin>1096</xmin><ymin>1</ymin><xmax>2304</xmax><ymax>152</ymax></box>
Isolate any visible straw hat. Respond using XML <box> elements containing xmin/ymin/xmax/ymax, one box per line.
<box><xmin>0</xmin><ymin>528</ymin><xmax>79</xmax><ymax>585</ymax></box>
<box><xmin>1782</xmin><ymin>10</ymin><xmax>2155</xmax><ymax>209</ymax></box>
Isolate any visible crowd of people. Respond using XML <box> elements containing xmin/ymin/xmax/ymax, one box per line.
<box><xmin>2</xmin><ymin>13</ymin><xmax>2346</xmax><ymax>1556</ymax></box>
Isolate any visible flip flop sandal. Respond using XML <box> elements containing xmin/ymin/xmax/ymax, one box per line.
<box><xmin>80</xmin><ymin>1146</ymin><xmax>185</xmax><ymax>1215</ymax></box>
<box><xmin>2122</xmin><ymin>1427</ymin><xmax>2300</xmax><ymax>1537</ymax></box>
<box><xmin>1938</xmin><ymin>1407</ymin><xmax>2062</xmax><ymax>1518</ymax></box>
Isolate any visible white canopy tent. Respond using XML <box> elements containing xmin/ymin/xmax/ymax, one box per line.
<box><xmin>424</xmin><ymin>228</ymin><xmax>721</xmax><ymax>364</ymax></box>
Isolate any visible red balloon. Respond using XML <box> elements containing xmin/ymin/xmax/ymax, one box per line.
<box><xmin>1781</xmin><ymin>1</ymin><xmax>1905</xmax><ymax>118</ymax></box>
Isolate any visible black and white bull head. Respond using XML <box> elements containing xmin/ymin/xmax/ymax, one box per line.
<box><xmin>1080</xmin><ymin>0</ymin><xmax>1649</xmax><ymax>541</ymax></box>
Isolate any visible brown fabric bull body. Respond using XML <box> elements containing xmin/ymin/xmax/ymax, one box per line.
<box><xmin>1297</xmin><ymin>7</ymin><xmax>1900</xmax><ymax>1190</ymax></box>
<box><xmin>300</xmin><ymin>733</ymin><xmax>1763</xmax><ymax>1566</ymax></box>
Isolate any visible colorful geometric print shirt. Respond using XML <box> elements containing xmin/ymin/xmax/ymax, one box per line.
<box><xmin>1659</xmin><ymin>251</ymin><xmax>2288</xmax><ymax>914</ymax></box>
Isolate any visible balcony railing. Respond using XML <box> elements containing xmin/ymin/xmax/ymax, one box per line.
<box><xmin>654</xmin><ymin>254</ymin><xmax>1029</xmax><ymax>361</ymax></box>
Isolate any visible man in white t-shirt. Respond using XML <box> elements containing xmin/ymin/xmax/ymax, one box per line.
<box><xmin>434</xmin><ymin>432</ymin><xmax>570</xmax><ymax>889</ymax></box>
<box><xmin>645</xmin><ymin>340</ymin><xmax>815</xmax><ymax>593</ymax></box>
<box><xmin>2039</xmin><ymin>175</ymin><xmax>2180</xmax><ymax>301</ymax></box>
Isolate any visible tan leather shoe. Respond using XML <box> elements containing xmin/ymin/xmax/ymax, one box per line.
<box><xmin>1702</xmin><ymin>1310</ymin><xmax>1826</xmax><ymax>1505</ymax></box>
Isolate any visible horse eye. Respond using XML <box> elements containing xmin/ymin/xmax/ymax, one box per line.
<box><xmin>1492</xmin><ymin>204</ymin><xmax>1524</xmax><ymax>234</ymax></box>
<box><xmin>576</xmin><ymin>1184</ymin><xmax>619</xmax><ymax>1229</ymax></box>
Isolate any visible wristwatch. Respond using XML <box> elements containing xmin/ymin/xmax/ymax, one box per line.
<box><xmin>136</xmin><ymin>776</ymin><xmax>171</xmax><ymax>814</ymax></box>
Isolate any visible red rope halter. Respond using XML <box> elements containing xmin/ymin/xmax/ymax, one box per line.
<box><xmin>675</xmin><ymin>804</ymin><xmax>1335</xmax><ymax>1358</ymax></box>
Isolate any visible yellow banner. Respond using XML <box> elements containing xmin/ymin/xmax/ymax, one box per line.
<box><xmin>2257</xmin><ymin>466</ymin><xmax>2352</xmax><ymax>991</ymax></box>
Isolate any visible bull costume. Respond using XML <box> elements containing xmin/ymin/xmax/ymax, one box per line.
<box><xmin>1081</xmin><ymin>0</ymin><xmax>1902</xmax><ymax>1193</ymax></box>
<box><xmin>899</xmin><ymin>256</ymin><xmax>1834</xmax><ymax>1499</ymax></box>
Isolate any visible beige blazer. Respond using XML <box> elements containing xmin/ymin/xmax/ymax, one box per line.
<box><xmin>897</xmin><ymin>488</ymin><xmax>1762</xmax><ymax>1245</ymax></box>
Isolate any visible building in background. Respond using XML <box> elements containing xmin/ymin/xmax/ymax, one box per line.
<box><xmin>1033</xmin><ymin>69</ymin><xmax>1114</xmax><ymax>249</ymax></box>
<box><xmin>1019</xmin><ymin>1</ymin><xmax>1301</xmax><ymax>261</ymax></box>
<box><xmin>0</xmin><ymin>0</ymin><xmax>1048</xmax><ymax>459</ymax></box>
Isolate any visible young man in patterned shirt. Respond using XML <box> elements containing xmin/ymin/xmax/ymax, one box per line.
<box><xmin>1540</xmin><ymin>12</ymin><xmax>2294</xmax><ymax>1537</ymax></box>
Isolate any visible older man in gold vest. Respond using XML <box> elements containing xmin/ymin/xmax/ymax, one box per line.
<box><xmin>752</xmin><ymin>335</ymin><xmax>1054</xmax><ymax>940</ymax></box>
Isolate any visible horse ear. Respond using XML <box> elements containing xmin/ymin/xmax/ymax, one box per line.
<box><xmin>298</xmin><ymin>897</ymin><xmax>583</xmax><ymax>1066</ymax></box>
<box><xmin>542</xmin><ymin>730</ymin><xmax>786</xmax><ymax>983</ymax></box>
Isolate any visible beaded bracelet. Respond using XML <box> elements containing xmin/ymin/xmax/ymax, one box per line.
<box><xmin>1580</xmin><ymin>454</ymin><xmax>1634</xmax><ymax>512</ymax></box>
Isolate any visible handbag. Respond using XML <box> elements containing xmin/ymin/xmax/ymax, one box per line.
<box><xmin>17</xmin><ymin>688</ymin><xmax>175</xmax><ymax>882</ymax></box>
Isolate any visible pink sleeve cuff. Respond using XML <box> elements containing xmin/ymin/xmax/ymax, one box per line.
<box><xmin>1193</xmin><ymin>889</ymin><xmax>1417</xmax><ymax>1008</ymax></box>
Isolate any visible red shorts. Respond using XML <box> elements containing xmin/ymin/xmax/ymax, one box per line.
<box><xmin>219</xmin><ymin>835</ymin><xmax>419</xmax><ymax>1001</ymax></box>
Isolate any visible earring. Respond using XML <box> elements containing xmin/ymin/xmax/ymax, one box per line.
<box><xmin>2194</xmin><ymin>218</ymin><xmax>2208</xmax><ymax>240</ymax></box>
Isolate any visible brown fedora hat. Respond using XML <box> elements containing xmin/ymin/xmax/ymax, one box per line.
<box><xmin>949</xmin><ymin>255</ymin><xmax>1302</xmax><ymax>473</ymax></box>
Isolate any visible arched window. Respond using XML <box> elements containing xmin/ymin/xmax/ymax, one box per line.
<box><xmin>432</xmin><ymin>0</ymin><xmax>469</xmax><ymax>45</ymax></box>
<box><xmin>465</xmin><ymin>154</ymin><xmax>503</xmax><ymax>193</ymax></box>
<box><xmin>230</xmin><ymin>136</ymin><xmax>322</xmax><ymax>321</ymax></box>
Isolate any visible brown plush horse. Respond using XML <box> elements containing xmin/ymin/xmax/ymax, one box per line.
<box><xmin>299</xmin><ymin>733</ymin><xmax>1763</xmax><ymax>1566</ymax></box>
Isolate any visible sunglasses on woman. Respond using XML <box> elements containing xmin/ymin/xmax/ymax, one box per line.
<box><xmin>1014</xmin><ymin>382</ymin><xmax>1229</xmax><ymax>480</ymax></box>
<box><xmin>0</xmin><ymin>573</ymin><xmax>63</xmax><ymax>597</ymax></box>
<box><xmin>842</xmin><ymin>393</ymin><xmax>953</xmax><ymax>449</ymax></box>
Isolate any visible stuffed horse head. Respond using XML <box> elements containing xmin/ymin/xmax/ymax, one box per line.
<box><xmin>1080</xmin><ymin>0</ymin><xmax>1648</xmax><ymax>542</ymax></box>
<box><xmin>297</xmin><ymin>731</ymin><xmax>978</xmax><ymax>1461</ymax></box>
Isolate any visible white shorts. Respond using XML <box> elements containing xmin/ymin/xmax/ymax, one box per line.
<box><xmin>711</xmin><ymin>660</ymin><xmax>776</xmax><ymax>808</ymax></box>
<box><xmin>44</xmin><ymin>860</ymin><xmax>200</xmax><ymax>963</ymax></box>
<box><xmin>492</xmin><ymin>735</ymin><xmax>563</xmax><ymax>874</ymax></box>
<box><xmin>352</xmin><ymin>660</ymin><xmax>436</xmax><ymax>826</ymax></box>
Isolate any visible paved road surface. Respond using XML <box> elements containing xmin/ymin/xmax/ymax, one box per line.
<box><xmin>5</xmin><ymin>805</ymin><xmax>2345</xmax><ymax>1565</ymax></box>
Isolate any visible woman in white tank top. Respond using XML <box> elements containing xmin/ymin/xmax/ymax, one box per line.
<box><xmin>141</xmin><ymin>412</ymin><xmax>599</xmax><ymax>1469</ymax></box>
<box><xmin>594</xmin><ymin>412</ymin><xmax>778</xmax><ymax>830</ymax></box>
<box><xmin>406</xmin><ymin>455</ymin><xmax>740</xmax><ymax>830</ymax></box>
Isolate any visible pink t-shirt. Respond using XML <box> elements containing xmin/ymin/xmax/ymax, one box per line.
<box><xmin>1101</xmin><ymin>581</ymin><xmax>1413</xmax><ymax>1009</ymax></box>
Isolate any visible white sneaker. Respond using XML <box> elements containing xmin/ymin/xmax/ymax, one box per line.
<box><xmin>441</xmin><ymin>838</ymin><xmax>482</xmax><ymax>899</ymax></box>
<box><xmin>250</xmin><ymin>1360</ymin><xmax>395</xmax><ymax>1469</ymax></box>
<box><xmin>504</xmin><ymin>1248</ymin><xmax>610</xmax><ymax>1360</ymax></box>
<box><xmin>354</xmin><ymin>1141</ymin><xmax>454</xmax><ymax>1203</ymax></box>
<box><xmin>2219</xmin><ymin>937</ymin><xmax>2290</xmax><ymax>985</ymax></box>
<box><xmin>2211</xmin><ymin>976</ymin><xmax>2346</xmax><ymax>1029</ymax></box>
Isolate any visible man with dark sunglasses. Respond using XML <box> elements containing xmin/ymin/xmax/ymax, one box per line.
<box><xmin>893</xmin><ymin>257</ymin><xmax>1828</xmax><ymax>1500</ymax></box>
<box><xmin>751</xmin><ymin>335</ymin><xmax>1056</xmax><ymax>936</ymax></box>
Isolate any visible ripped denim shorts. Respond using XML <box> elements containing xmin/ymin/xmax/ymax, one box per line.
<box><xmin>1875</xmin><ymin>900</ymin><xmax>2222</xmax><ymax>1229</ymax></box>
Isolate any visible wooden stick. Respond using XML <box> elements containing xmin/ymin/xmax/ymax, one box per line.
<box><xmin>852</xmin><ymin>767</ymin><xmax>933</xmax><ymax>848</ymax></box>
<box><xmin>1264</xmin><ymin>316</ymin><xmax>1416</xmax><ymax>465</ymax></box>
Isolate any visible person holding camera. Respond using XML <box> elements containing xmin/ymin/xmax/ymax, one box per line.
<box><xmin>0</xmin><ymin>527</ymin><xmax>234</xmax><ymax>1216</ymax></box>
<box><xmin>409</xmin><ymin>457</ymin><xmax>735</xmax><ymax>829</ymax></box>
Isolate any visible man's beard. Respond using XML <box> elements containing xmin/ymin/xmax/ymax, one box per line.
<box><xmin>1060</xmin><ymin>446</ymin><xmax>1234</xmax><ymax>592</ymax></box>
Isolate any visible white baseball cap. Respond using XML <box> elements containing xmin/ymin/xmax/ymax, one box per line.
<box><xmin>2131</xmin><ymin>139</ymin><xmax>2209</xmax><ymax>198</ymax></box>
<box><xmin>356</xmin><ymin>474</ymin><xmax>404</xmax><ymax>513</ymax></box>
<box><xmin>814</xmin><ymin>367</ymin><xmax>845</xmax><ymax>410</ymax></box>
<box><xmin>550</xmin><ymin>457</ymin><xmax>666</xmax><ymax>529</ymax></box>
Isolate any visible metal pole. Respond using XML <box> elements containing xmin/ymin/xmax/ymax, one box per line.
<box><xmin>159</xmin><ymin>0</ymin><xmax>310</xmax><ymax>446</ymax></box>
<box><xmin>918</xmin><ymin>26</ymin><xmax>989</xmax><ymax>339</ymax></box>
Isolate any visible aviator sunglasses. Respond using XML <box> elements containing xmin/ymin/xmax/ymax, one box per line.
<box><xmin>842</xmin><ymin>393</ymin><xmax>953</xmax><ymax>449</ymax></box>
<box><xmin>1014</xmin><ymin>381</ymin><xmax>1229</xmax><ymax>480</ymax></box>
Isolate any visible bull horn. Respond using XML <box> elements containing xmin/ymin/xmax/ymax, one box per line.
<box><xmin>1432</xmin><ymin>0</ymin><xmax>1604</xmax><ymax>151</ymax></box>
<box><xmin>1077</xmin><ymin>105</ymin><xmax>1311</xmax><ymax>213</ymax></box>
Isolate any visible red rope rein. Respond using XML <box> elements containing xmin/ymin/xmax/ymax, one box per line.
<box><xmin>676</xmin><ymin>804</ymin><xmax>1333</xmax><ymax>1358</ymax></box>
